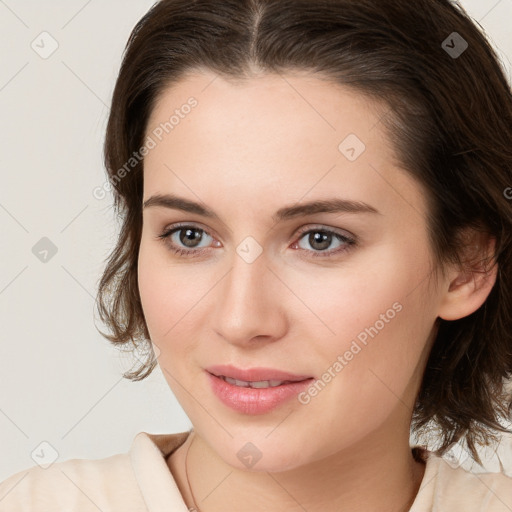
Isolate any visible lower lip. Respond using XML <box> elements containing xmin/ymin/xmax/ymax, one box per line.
<box><xmin>207</xmin><ymin>372</ymin><xmax>314</xmax><ymax>415</ymax></box>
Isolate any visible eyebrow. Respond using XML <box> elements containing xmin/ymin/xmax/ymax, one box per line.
<box><xmin>142</xmin><ymin>193</ymin><xmax>380</xmax><ymax>223</ymax></box>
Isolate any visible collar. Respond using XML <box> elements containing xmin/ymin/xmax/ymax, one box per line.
<box><xmin>129</xmin><ymin>431</ymin><xmax>441</xmax><ymax>511</ymax></box>
<box><xmin>129</xmin><ymin>430</ymin><xmax>191</xmax><ymax>512</ymax></box>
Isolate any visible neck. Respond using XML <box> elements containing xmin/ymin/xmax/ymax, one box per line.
<box><xmin>168</xmin><ymin>428</ymin><xmax>426</xmax><ymax>512</ymax></box>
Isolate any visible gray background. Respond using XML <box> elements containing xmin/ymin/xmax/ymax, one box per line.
<box><xmin>1</xmin><ymin>0</ymin><xmax>511</xmax><ymax>481</ymax></box>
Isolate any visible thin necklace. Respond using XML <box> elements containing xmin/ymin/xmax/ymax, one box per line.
<box><xmin>184</xmin><ymin>431</ymin><xmax>201</xmax><ymax>512</ymax></box>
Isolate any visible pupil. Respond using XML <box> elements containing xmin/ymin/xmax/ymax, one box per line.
<box><xmin>310</xmin><ymin>231</ymin><xmax>331</xmax><ymax>251</ymax></box>
<box><xmin>181</xmin><ymin>228</ymin><xmax>201</xmax><ymax>247</ymax></box>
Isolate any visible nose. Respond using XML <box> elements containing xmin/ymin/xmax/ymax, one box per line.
<box><xmin>212</xmin><ymin>246</ymin><xmax>288</xmax><ymax>348</ymax></box>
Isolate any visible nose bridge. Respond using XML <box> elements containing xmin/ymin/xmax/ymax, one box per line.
<box><xmin>213</xmin><ymin>241</ymin><xmax>285</xmax><ymax>343</ymax></box>
<box><xmin>222</xmin><ymin>244</ymin><xmax>270</xmax><ymax>314</ymax></box>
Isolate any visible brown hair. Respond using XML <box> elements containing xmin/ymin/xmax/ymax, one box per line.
<box><xmin>96</xmin><ymin>0</ymin><xmax>512</xmax><ymax>463</ymax></box>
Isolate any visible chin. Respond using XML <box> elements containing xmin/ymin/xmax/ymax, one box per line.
<box><xmin>211</xmin><ymin>434</ymin><xmax>312</xmax><ymax>474</ymax></box>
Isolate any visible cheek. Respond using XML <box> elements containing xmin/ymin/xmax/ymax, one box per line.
<box><xmin>137</xmin><ymin>238</ymin><xmax>215</xmax><ymax>354</ymax></box>
<box><xmin>292</xmin><ymin>245</ymin><xmax>429</xmax><ymax>347</ymax></box>
<box><xmin>299</xmin><ymin>247</ymin><xmax>436</xmax><ymax>419</ymax></box>
<box><xmin>137</xmin><ymin>240</ymin><xmax>184</xmax><ymax>341</ymax></box>
<box><xmin>301</xmin><ymin>242</ymin><xmax>433</xmax><ymax>362</ymax></box>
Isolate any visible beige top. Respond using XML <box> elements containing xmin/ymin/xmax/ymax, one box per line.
<box><xmin>1</xmin><ymin>430</ymin><xmax>511</xmax><ymax>511</ymax></box>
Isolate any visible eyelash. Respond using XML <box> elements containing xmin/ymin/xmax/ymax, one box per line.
<box><xmin>156</xmin><ymin>223</ymin><xmax>357</xmax><ymax>259</ymax></box>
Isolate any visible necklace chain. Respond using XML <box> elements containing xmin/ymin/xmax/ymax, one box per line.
<box><xmin>184</xmin><ymin>431</ymin><xmax>201</xmax><ymax>512</ymax></box>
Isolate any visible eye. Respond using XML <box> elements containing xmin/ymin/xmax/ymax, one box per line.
<box><xmin>292</xmin><ymin>226</ymin><xmax>356</xmax><ymax>258</ymax></box>
<box><xmin>156</xmin><ymin>223</ymin><xmax>357</xmax><ymax>259</ymax></box>
<box><xmin>157</xmin><ymin>224</ymin><xmax>215</xmax><ymax>258</ymax></box>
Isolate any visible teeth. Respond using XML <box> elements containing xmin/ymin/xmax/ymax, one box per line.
<box><xmin>222</xmin><ymin>376</ymin><xmax>287</xmax><ymax>388</ymax></box>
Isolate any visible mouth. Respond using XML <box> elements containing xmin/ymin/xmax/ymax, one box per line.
<box><xmin>205</xmin><ymin>365</ymin><xmax>315</xmax><ymax>414</ymax></box>
<box><xmin>215</xmin><ymin>375</ymin><xmax>304</xmax><ymax>389</ymax></box>
<box><xmin>206</xmin><ymin>364</ymin><xmax>313</xmax><ymax>385</ymax></box>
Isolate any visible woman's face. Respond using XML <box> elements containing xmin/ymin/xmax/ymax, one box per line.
<box><xmin>138</xmin><ymin>69</ymin><xmax>445</xmax><ymax>471</ymax></box>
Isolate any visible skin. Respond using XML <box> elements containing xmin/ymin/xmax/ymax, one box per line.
<box><xmin>137</xmin><ymin>69</ymin><xmax>497</xmax><ymax>511</ymax></box>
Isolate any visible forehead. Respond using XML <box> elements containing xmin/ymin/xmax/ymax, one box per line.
<box><xmin>142</xmin><ymin>70</ymin><xmax>427</xmax><ymax>223</ymax></box>
<box><xmin>146</xmin><ymin>69</ymin><xmax>386</xmax><ymax>151</ymax></box>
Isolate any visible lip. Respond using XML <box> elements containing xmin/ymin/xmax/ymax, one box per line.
<box><xmin>205</xmin><ymin>365</ymin><xmax>314</xmax><ymax>415</ymax></box>
<box><xmin>206</xmin><ymin>364</ymin><xmax>313</xmax><ymax>382</ymax></box>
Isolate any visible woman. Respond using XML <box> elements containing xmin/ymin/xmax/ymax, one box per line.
<box><xmin>1</xmin><ymin>0</ymin><xmax>512</xmax><ymax>510</ymax></box>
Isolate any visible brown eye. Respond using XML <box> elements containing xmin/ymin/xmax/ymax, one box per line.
<box><xmin>294</xmin><ymin>227</ymin><xmax>357</xmax><ymax>259</ymax></box>
<box><xmin>178</xmin><ymin>227</ymin><xmax>204</xmax><ymax>248</ymax></box>
<box><xmin>157</xmin><ymin>224</ymin><xmax>214</xmax><ymax>257</ymax></box>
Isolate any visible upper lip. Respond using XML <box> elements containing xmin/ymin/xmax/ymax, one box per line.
<box><xmin>206</xmin><ymin>364</ymin><xmax>313</xmax><ymax>382</ymax></box>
